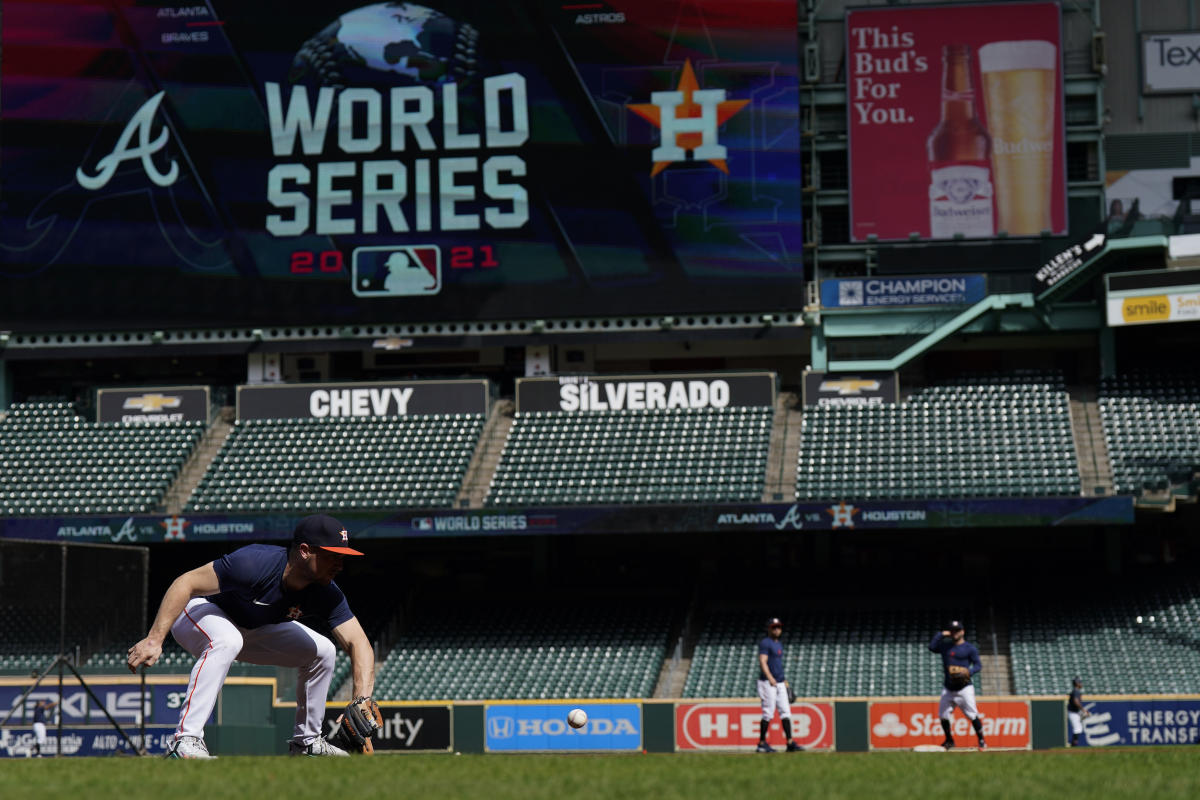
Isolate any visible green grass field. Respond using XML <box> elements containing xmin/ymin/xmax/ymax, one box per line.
<box><xmin>4</xmin><ymin>749</ymin><xmax>1200</xmax><ymax>800</ymax></box>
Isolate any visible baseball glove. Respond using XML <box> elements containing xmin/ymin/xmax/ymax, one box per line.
<box><xmin>947</xmin><ymin>665</ymin><xmax>972</xmax><ymax>690</ymax></box>
<box><xmin>786</xmin><ymin>683</ymin><xmax>796</xmax><ymax>704</ymax></box>
<box><xmin>328</xmin><ymin>696</ymin><xmax>383</xmax><ymax>754</ymax></box>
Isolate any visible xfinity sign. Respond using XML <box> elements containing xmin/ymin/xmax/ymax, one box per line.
<box><xmin>1143</xmin><ymin>32</ymin><xmax>1200</xmax><ymax>93</ymax></box>
<box><xmin>485</xmin><ymin>703</ymin><xmax>641</xmax><ymax>752</ymax></box>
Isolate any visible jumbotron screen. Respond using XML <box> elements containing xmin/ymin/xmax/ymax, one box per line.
<box><xmin>0</xmin><ymin>0</ymin><xmax>803</xmax><ymax>332</ymax></box>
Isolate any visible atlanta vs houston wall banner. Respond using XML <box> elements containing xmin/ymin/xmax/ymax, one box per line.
<box><xmin>846</xmin><ymin>1</ymin><xmax>1066</xmax><ymax>243</ymax></box>
<box><xmin>0</xmin><ymin>1</ymin><xmax>803</xmax><ymax>332</ymax></box>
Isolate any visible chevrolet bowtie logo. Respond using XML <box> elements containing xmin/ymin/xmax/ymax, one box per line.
<box><xmin>123</xmin><ymin>393</ymin><xmax>182</xmax><ymax>412</ymax></box>
<box><xmin>819</xmin><ymin>379</ymin><xmax>880</xmax><ymax>396</ymax></box>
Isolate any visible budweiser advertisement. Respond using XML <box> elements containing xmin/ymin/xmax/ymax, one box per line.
<box><xmin>846</xmin><ymin>1</ymin><xmax>1066</xmax><ymax>242</ymax></box>
<box><xmin>676</xmin><ymin>702</ymin><xmax>834</xmax><ymax>751</ymax></box>
<box><xmin>869</xmin><ymin>700</ymin><xmax>1031</xmax><ymax>749</ymax></box>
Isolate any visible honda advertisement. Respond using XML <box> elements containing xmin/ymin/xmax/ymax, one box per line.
<box><xmin>846</xmin><ymin>1</ymin><xmax>1066</xmax><ymax>242</ymax></box>
<box><xmin>322</xmin><ymin>704</ymin><xmax>451</xmax><ymax>752</ymax></box>
<box><xmin>869</xmin><ymin>700</ymin><xmax>1031</xmax><ymax>749</ymax></box>
<box><xmin>675</xmin><ymin>702</ymin><xmax>834</xmax><ymax>751</ymax></box>
<box><xmin>0</xmin><ymin>1</ymin><xmax>803</xmax><ymax>333</ymax></box>
<box><xmin>484</xmin><ymin>702</ymin><xmax>641</xmax><ymax>752</ymax></box>
<box><xmin>1072</xmin><ymin>699</ymin><xmax>1200</xmax><ymax>747</ymax></box>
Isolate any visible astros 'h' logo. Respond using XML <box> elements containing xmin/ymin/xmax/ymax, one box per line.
<box><xmin>627</xmin><ymin>59</ymin><xmax>749</xmax><ymax>176</ymax></box>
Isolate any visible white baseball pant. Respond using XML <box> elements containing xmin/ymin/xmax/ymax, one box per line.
<box><xmin>170</xmin><ymin>598</ymin><xmax>336</xmax><ymax>746</ymax></box>
<box><xmin>757</xmin><ymin>679</ymin><xmax>791</xmax><ymax>719</ymax></box>
<box><xmin>33</xmin><ymin>722</ymin><xmax>46</xmax><ymax>745</ymax></box>
<box><xmin>938</xmin><ymin>684</ymin><xmax>979</xmax><ymax>721</ymax></box>
<box><xmin>1068</xmin><ymin>711</ymin><xmax>1083</xmax><ymax>735</ymax></box>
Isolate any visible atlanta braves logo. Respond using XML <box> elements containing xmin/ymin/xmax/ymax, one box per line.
<box><xmin>76</xmin><ymin>91</ymin><xmax>179</xmax><ymax>190</ymax></box>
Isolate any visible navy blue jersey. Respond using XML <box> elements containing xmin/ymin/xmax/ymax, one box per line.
<box><xmin>928</xmin><ymin>634</ymin><xmax>981</xmax><ymax>690</ymax></box>
<box><xmin>32</xmin><ymin>704</ymin><xmax>47</xmax><ymax>724</ymax></box>
<box><xmin>758</xmin><ymin>636</ymin><xmax>785</xmax><ymax>682</ymax></box>
<box><xmin>1069</xmin><ymin>688</ymin><xmax>1084</xmax><ymax>712</ymax></box>
<box><xmin>205</xmin><ymin>544</ymin><xmax>352</xmax><ymax>630</ymax></box>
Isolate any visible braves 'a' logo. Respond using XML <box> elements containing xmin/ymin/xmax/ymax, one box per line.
<box><xmin>76</xmin><ymin>91</ymin><xmax>178</xmax><ymax>190</ymax></box>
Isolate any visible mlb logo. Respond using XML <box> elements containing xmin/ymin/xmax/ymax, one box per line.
<box><xmin>838</xmin><ymin>280</ymin><xmax>864</xmax><ymax>306</ymax></box>
<box><xmin>352</xmin><ymin>246</ymin><xmax>441</xmax><ymax>297</ymax></box>
<box><xmin>412</xmin><ymin>517</ymin><xmax>433</xmax><ymax>531</ymax></box>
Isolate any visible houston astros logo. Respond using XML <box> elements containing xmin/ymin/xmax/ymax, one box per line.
<box><xmin>76</xmin><ymin>91</ymin><xmax>179</xmax><ymax>190</ymax></box>
<box><xmin>287</xmin><ymin>606</ymin><xmax>303</xmax><ymax>621</ymax></box>
<box><xmin>827</xmin><ymin>502</ymin><xmax>859</xmax><ymax>528</ymax></box>
<box><xmin>339</xmin><ymin>529</ymin><xmax>349</xmax><ymax>544</ymax></box>
<box><xmin>627</xmin><ymin>59</ymin><xmax>748</xmax><ymax>176</ymax></box>
<box><xmin>160</xmin><ymin>515</ymin><xmax>191</xmax><ymax>541</ymax></box>
<box><xmin>123</xmin><ymin>393</ymin><xmax>182</xmax><ymax>412</ymax></box>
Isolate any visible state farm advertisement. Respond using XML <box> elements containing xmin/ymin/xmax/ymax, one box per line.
<box><xmin>846</xmin><ymin>2</ymin><xmax>1066</xmax><ymax>242</ymax></box>
<box><xmin>869</xmin><ymin>700</ymin><xmax>1031</xmax><ymax>749</ymax></box>
<box><xmin>676</xmin><ymin>702</ymin><xmax>834</xmax><ymax>751</ymax></box>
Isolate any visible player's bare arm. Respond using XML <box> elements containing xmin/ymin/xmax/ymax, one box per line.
<box><xmin>127</xmin><ymin>563</ymin><xmax>221</xmax><ymax>673</ymax></box>
<box><xmin>758</xmin><ymin>653</ymin><xmax>776</xmax><ymax>686</ymax></box>
<box><xmin>333</xmin><ymin>615</ymin><xmax>375</xmax><ymax>698</ymax></box>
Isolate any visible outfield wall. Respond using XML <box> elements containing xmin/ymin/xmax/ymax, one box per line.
<box><xmin>8</xmin><ymin>676</ymin><xmax>1199</xmax><ymax>756</ymax></box>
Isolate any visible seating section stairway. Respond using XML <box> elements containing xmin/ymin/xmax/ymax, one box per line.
<box><xmin>797</xmin><ymin>371</ymin><xmax>1079</xmax><ymax>501</ymax></box>
<box><xmin>0</xmin><ymin>401</ymin><xmax>203</xmax><ymax>516</ymax></box>
<box><xmin>486</xmin><ymin>407</ymin><xmax>772</xmax><ymax>506</ymax></box>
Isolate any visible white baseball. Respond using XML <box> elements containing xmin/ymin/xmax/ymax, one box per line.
<box><xmin>567</xmin><ymin>708</ymin><xmax>588</xmax><ymax>729</ymax></box>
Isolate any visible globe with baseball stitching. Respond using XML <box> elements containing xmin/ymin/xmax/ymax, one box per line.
<box><xmin>288</xmin><ymin>2</ymin><xmax>480</xmax><ymax>89</ymax></box>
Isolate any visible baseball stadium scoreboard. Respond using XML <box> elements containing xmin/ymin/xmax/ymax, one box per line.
<box><xmin>0</xmin><ymin>0</ymin><xmax>804</xmax><ymax>332</ymax></box>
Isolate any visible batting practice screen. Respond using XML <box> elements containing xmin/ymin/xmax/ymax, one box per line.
<box><xmin>0</xmin><ymin>0</ymin><xmax>803</xmax><ymax>332</ymax></box>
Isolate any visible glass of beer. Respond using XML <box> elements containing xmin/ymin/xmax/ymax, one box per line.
<box><xmin>978</xmin><ymin>40</ymin><xmax>1057</xmax><ymax>236</ymax></box>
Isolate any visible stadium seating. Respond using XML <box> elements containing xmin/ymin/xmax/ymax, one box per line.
<box><xmin>373</xmin><ymin>602</ymin><xmax>670</xmax><ymax>700</ymax></box>
<box><xmin>0</xmin><ymin>402</ymin><xmax>203</xmax><ymax>516</ymax></box>
<box><xmin>485</xmin><ymin>407</ymin><xmax>772</xmax><ymax>506</ymax></box>
<box><xmin>685</xmin><ymin>607</ymin><xmax>974</xmax><ymax>698</ymax></box>
<box><xmin>1011</xmin><ymin>577</ymin><xmax>1200</xmax><ymax>695</ymax></box>
<box><xmin>1099</xmin><ymin>372</ymin><xmax>1200</xmax><ymax>495</ymax></box>
<box><xmin>184</xmin><ymin>413</ymin><xmax>484</xmax><ymax>512</ymax></box>
<box><xmin>796</xmin><ymin>372</ymin><xmax>1080</xmax><ymax>501</ymax></box>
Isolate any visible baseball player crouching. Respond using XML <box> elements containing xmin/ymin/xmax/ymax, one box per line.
<box><xmin>127</xmin><ymin>515</ymin><xmax>379</xmax><ymax>759</ymax></box>
<box><xmin>928</xmin><ymin>620</ymin><xmax>986</xmax><ymax>750</ymax></box>
<box><xmin>755</xmin><ymin>617</ymin><xmax>803</xmax><ymax>753</ymax></box>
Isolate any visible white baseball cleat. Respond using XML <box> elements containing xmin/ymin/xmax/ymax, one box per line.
<box><xmin>288</xmin><ymin>736</ymin><xmax>349</xmax><ymax>757</ymax></box>
<box><xmin>165</xmin><ymin>735</ymin><xmax>216</xmax><ymax>760</ymax></box>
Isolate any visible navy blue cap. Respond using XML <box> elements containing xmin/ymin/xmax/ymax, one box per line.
<box><xmin>293</xmin><ymin>514</ymin><xmax>363</xmax><ymax>556</ymax></box>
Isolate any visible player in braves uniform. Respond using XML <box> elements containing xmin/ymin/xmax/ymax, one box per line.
<box><xmin>30</xmin><ymin>698</ymin><xmax>57</xmax><ymax>757</ymax></box>
<box><xmin>755</xmin><ymin>617</ymin><xmax>803</xmax><ymax>753</ymax></box>
<box><xmin>929</xmin><ymin>620</ymin><xmax>986</xmax><ymax>749</ymax></box>
<box><xmin>127</xmin><ymin>515</ymin><xmax>374</xmax><ymax>759</ymax></box>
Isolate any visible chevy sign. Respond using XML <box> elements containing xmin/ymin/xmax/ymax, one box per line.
<box><xmin>485</xmin><ymin>703</ymin><xmax>641</xmax><ymax>752</ymax></box>
<box><xmin>821</xmin><ymin>275</ymin><xmax>985</xmax><ymax>308</ymax></box>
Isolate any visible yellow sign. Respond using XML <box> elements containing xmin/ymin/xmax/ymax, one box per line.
<box><xmin>1121</xmin><ymin>295</ymin><xmax>1171</xmax><ymax>324</ymax></box>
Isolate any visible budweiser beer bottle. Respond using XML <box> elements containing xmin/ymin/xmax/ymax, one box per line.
<box><xmin>927</xmin><ymin>44</ymin><xmax>994</xmax><ymax>238</ymax></box>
